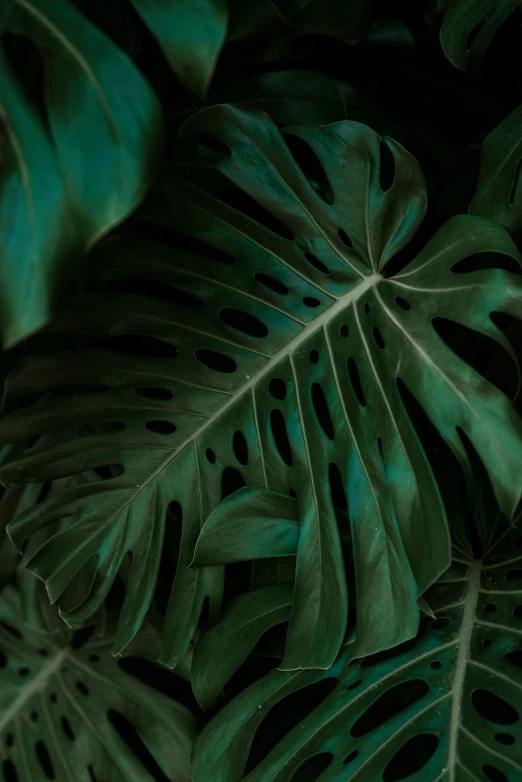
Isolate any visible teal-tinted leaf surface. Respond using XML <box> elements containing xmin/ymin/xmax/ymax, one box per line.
<box><xmin>129</xmin><ymin>0</ymin><xmax>228</xmax><ymax>98</ymax></box>
<box><xmin>470</xmin><ymin>104</ymin><xmax>522</xmax><ymax>239</ymax></box>
<box><xmin>192</xmin><ymin>517</ymin><xmax>522</xmax><ymax>781</ymax></box>
<box><xmin>0</xmin><ymin>0</ymin><xmax>162</xmax><ymax>345</ymax></box>
<box><xmin>1</xmin><ymin>107</ymin><xmax>521</xmax><ymax>673</ymax></box>
<box><xmin>440</xmin><ymin>0</ymin><xmax>518</xmax><ymax>71</ymax></box>
<box><xmin>0</xmin><ymin>573</ymin><xmax>195</xmax><ymax>782</ymax></box>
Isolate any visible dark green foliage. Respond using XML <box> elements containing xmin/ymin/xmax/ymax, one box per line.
<box><xmin>1</xmin><ymin>2</ymin><xmax>522</xmax><ymax>781</ymax></box>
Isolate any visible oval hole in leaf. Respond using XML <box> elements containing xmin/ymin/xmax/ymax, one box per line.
<box><xmin>61</xmin><ymin>716</ymin><xmax>75</xmax><ymax>741</ymax></box>
<box><xmin>495</xmin><ymin>733</ymin><xmax>515</xmax><ymax>745</ymax></box>
<box><xmin>471</xmin><ymin>689</ymin><xmax>519</xmax><ymax>724</ymax></box>
<box><xmin>289</xmin><ymin>752</ymin><xmax>333</xmax><ymax>781</ymax></box>
<box><xmin>284</xmin><ymin>133</ymin><xmax>334</xmax><ymax>205</ymax></box>
<box><xmin>244</xmin><ymin>679</ymin><xmax>338</xmax><ymax>775</ymax></box>
<box><xmin>107</xmin><ymin>710</ymin><xmax>170</xmax><ymax>782</ymax></box>
<box><xmin>268</xmin><ymin>378</ymin><xmax>286</xmax><ymax>400</ymax></box>
<box><xmin>221</xmin><ymin>467</ymin><xmax>245</xmax><ymax>500</ymax></box>
<box><xmin>328</xmin><ymin>462</ymin><xmax>347</xmax><ymax>512</ymax></box>
<box><xmin>2</xmin><ymin>761</ymin><xmax>17</xmax><ymax>782</ymax></box>
<box><xmin>513</xmin><ymin>605</ymin><xmax>522</xmax><ymax>618</ymax></box>
<box><xmin>311</xmin><ymin>383</ymin><xmax>335</xmax><ymax>441</ymax></box>
<box><xmin>145</xmin><ymin>421</ymin><xmax>176</xmax><ymax>434</ymax></box>
<box><xmin>270</xmin><ymin>409</ymin><xmax>293</xmax><ymax>467</ymax></box>
<box><xmin>232</xmin><ymin>430</ymin><xmax>248</xmax><ymax>465</ymax></box>
<box><xmin>347</xmin><ymin>358</ymin><xmax>366</xmax><ymax>407</ymax></box>
<box><xmin>350</xmin><ymin>680</ymin><xmax>429</xmax><ymax>737</ymax></box>
<box><xmin>254</xmin><ymin>273</ymin><xmax>289</xmax><ymax>296</ymax></box>
<box><xmin>134</xmin><ymin>387</ymin><xmax>173</xmax><ymax>400</ymax></box>
<box><xmin>304</xmin><ymin>252</ymin><xmax>330</xmax><ymax>275</ymax></box>
<box><xmin>303</xmin><ymin>297</ymin><xmax>320</xmax><ymax>308</ymax></box>
<box><xmin>504</xmin><ymin>649</ymin><xmax>522</xmax><ymax>669</ymax></box>
<box><xmin>195</xmin><ymin>349</ymin><xmax>236</xmax><ymax>374</ymax></box>
<box><xmin>382</xmin><ymin>733</ymin><xmax>439</xmax><ymax>781</ymax></box>
<box><xmin>35</xmin><ymin>741</ymin><xmax>55</xmax><ymax>780</ymax></box>
<box><xmin>343</xmin><ymin>750</ymin><xmax>359</xmax><ymax>766</ymax></box>
<box><xmin>0</xmin><ymin>651</ymin><xmax>6</xmax><ymax>668</ymax></box>
<box><xmin>466</xmin><ymin>14</ymin><xmax>490</xmax><ymax>50</ymax></box>
<box><xmin>395</xmin><ymin>296</ymin><xmax>411</xmax><ymax>311</ymax></box>
<box><xmin>379</xmin><ymin>139</ymin><xmax>395</xmax><ymax>192</ymax></box>
<box><xmin>93</xmin><ymin>464</ymin><xmax>124</xmax><ymax>480</ymax></box>
<box><xmin>482</xmin><ymin>766</ymin><xmax>508</xmax><ymax>782</ymax></box>
<box><xmin>219</xmin><ymin>308</ymin><xmax>268</xmax><ymax>338</ymax></box>
<box><xmin>373</xmin><ymin>326</ymin><xmax>385</xmax><ymax>349</ymax></box>
<box><xmin>452</xmin><ymin>251</ymin><xmax>521</xmax><ymax>275</ymax></box>
<box><xmin>338</xmin><ymin>228</ymin><xmax>352</xmax><ymax>248</ymax></box>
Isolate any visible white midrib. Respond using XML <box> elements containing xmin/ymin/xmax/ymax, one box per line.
<box><xmin>447</xmin><ymin>561</ymin><xmax>481</xmax><ymax>781</ymax></box>
<box><xmin>96</xmin><ymin>272</ymin><xmax>382</xmax><ymax>521</ymax></box>
<box><xmin>0</xmin><ymin>649</ymin><xmax>68</xmax><ymax>733</ymax></box>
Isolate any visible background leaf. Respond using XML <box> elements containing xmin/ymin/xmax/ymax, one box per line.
<box><xmin>0</xmin><ymin>572</ymin><xmax>196</xmax><ymax>782</ymax></box>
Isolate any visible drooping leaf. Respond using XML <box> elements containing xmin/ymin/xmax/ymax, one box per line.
<box><xmin>192</xmin><ymin>583</ymin><xmax>293</xmax><ymax>710</ymax></box>
<box><xmin>0</xmin><ymin>0</ymin><xmax>162</xmax><ymax>346</ymax></box>
<box><xmin>1</xmin><ymin>107</ymin><xmax>521</xmax><ymax>673</ymax></box>
<box><xmin>470</xmin><ymin>104</ymin><xmax>522</xmax><ymax>239</ymax></box>
<box><xmin>440</xmin><ymin>0</ymin><xmax>518</xmax><ymax>72</ymax></box>
<box><xmin>129</xmin><ymin>0</ymin><xmax>228</xmax><ymax>98</ymax></box>
<box><xmin>192</xmin><ymin>516</ymin><xmax>522</xmax><ymax>782</ymax></box>
<box><xmin>0</xmin><ymin>572</ymin><xmax>195</xmax><ymax>782</ymax></box>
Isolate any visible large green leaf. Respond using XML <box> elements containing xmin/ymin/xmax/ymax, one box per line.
<box><xmin>0</xmin><ymin>0</ymin><xmax>162</xmax><ymax>346</ymax></box>
<box><xmin>440</xmin><ymin>0</ymin><xmax>518</xmax><ymax>72</ymax></box>
<box><xmin>128</xmin><ymin>0</ymin><xmax>228</xmax><ymax>98</ymax></box>
<box><xmin>1</xmin><ymin>106</ymin><xmax>521</xmax><ymax>673</ymax></box>
<box><xmin>470</xmin><ymin>104</ymin><xmax>522</xmax><ymax>239</ymax></box>
<box><xmin>0</xmin><ymin>572</ymin><xmax>195</xmax><ymax>782</ymax></box>
<box><xmin>192</xmin><ymin>516</ymin><xmax>522</xmax><ymax>781</ymax></box>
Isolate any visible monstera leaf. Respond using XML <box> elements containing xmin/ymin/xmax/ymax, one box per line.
<box><xmin>0</xmin><ymin>572</ymin><xmax>195</xmax><ymax>782</ymax></box>
<box><xmin>470</xmin><ymin>104</ymin><xmax>522</xmax><ymax>239</ymax></box>
<box><xmin>1</xmin><ymin>106</ymin><xmax>522</xmax><ymax>674</ymax></box>
<box><xmin>192</xmin><ymin>516</ymin><xmax>522</xmax><ymax>781</ymax></box>
<box><xmin>0</xmin><ymin>0</ymin><xmax>162</xmax><ymax>346</ymax></box>
<box><xmin>440</xmin><ymin>0</ymin><xmax>518</xmax><ymax>72</ymax></box>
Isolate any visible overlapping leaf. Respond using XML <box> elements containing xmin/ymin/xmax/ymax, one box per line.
<box><xmin>0</xmin><ymin>106</ymin><xmax>521</xmax><ymax>673</ymax></box>
<box><xmin>0</xmin><ymin>0</ymin><xmax>162</xmax><ymax>346</ymax></box>
<box><xmin>0</xmin><ymin>573</ymin><xmax>195</xmax><ymax>782</ymax></box>
<box><xmin>192</xmin><ymin>517</ymin><xmax>522</xmax><ymax>782</ymax></box>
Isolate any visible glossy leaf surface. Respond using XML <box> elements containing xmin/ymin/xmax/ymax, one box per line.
<box><xmin>192</xmin><ymin>517</ymin><xmax>522</xmax><ymax>781</ymax></box>
<box><xmin>1</xmin><ymin>107</ymin><xmax>521</xmax><ymax>673</ymax></box>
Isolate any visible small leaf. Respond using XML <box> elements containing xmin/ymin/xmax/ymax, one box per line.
<box><xmin>192</xmin><ymin>487</ymin><xmax>299</xmax><ymax>566</ymax></box>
